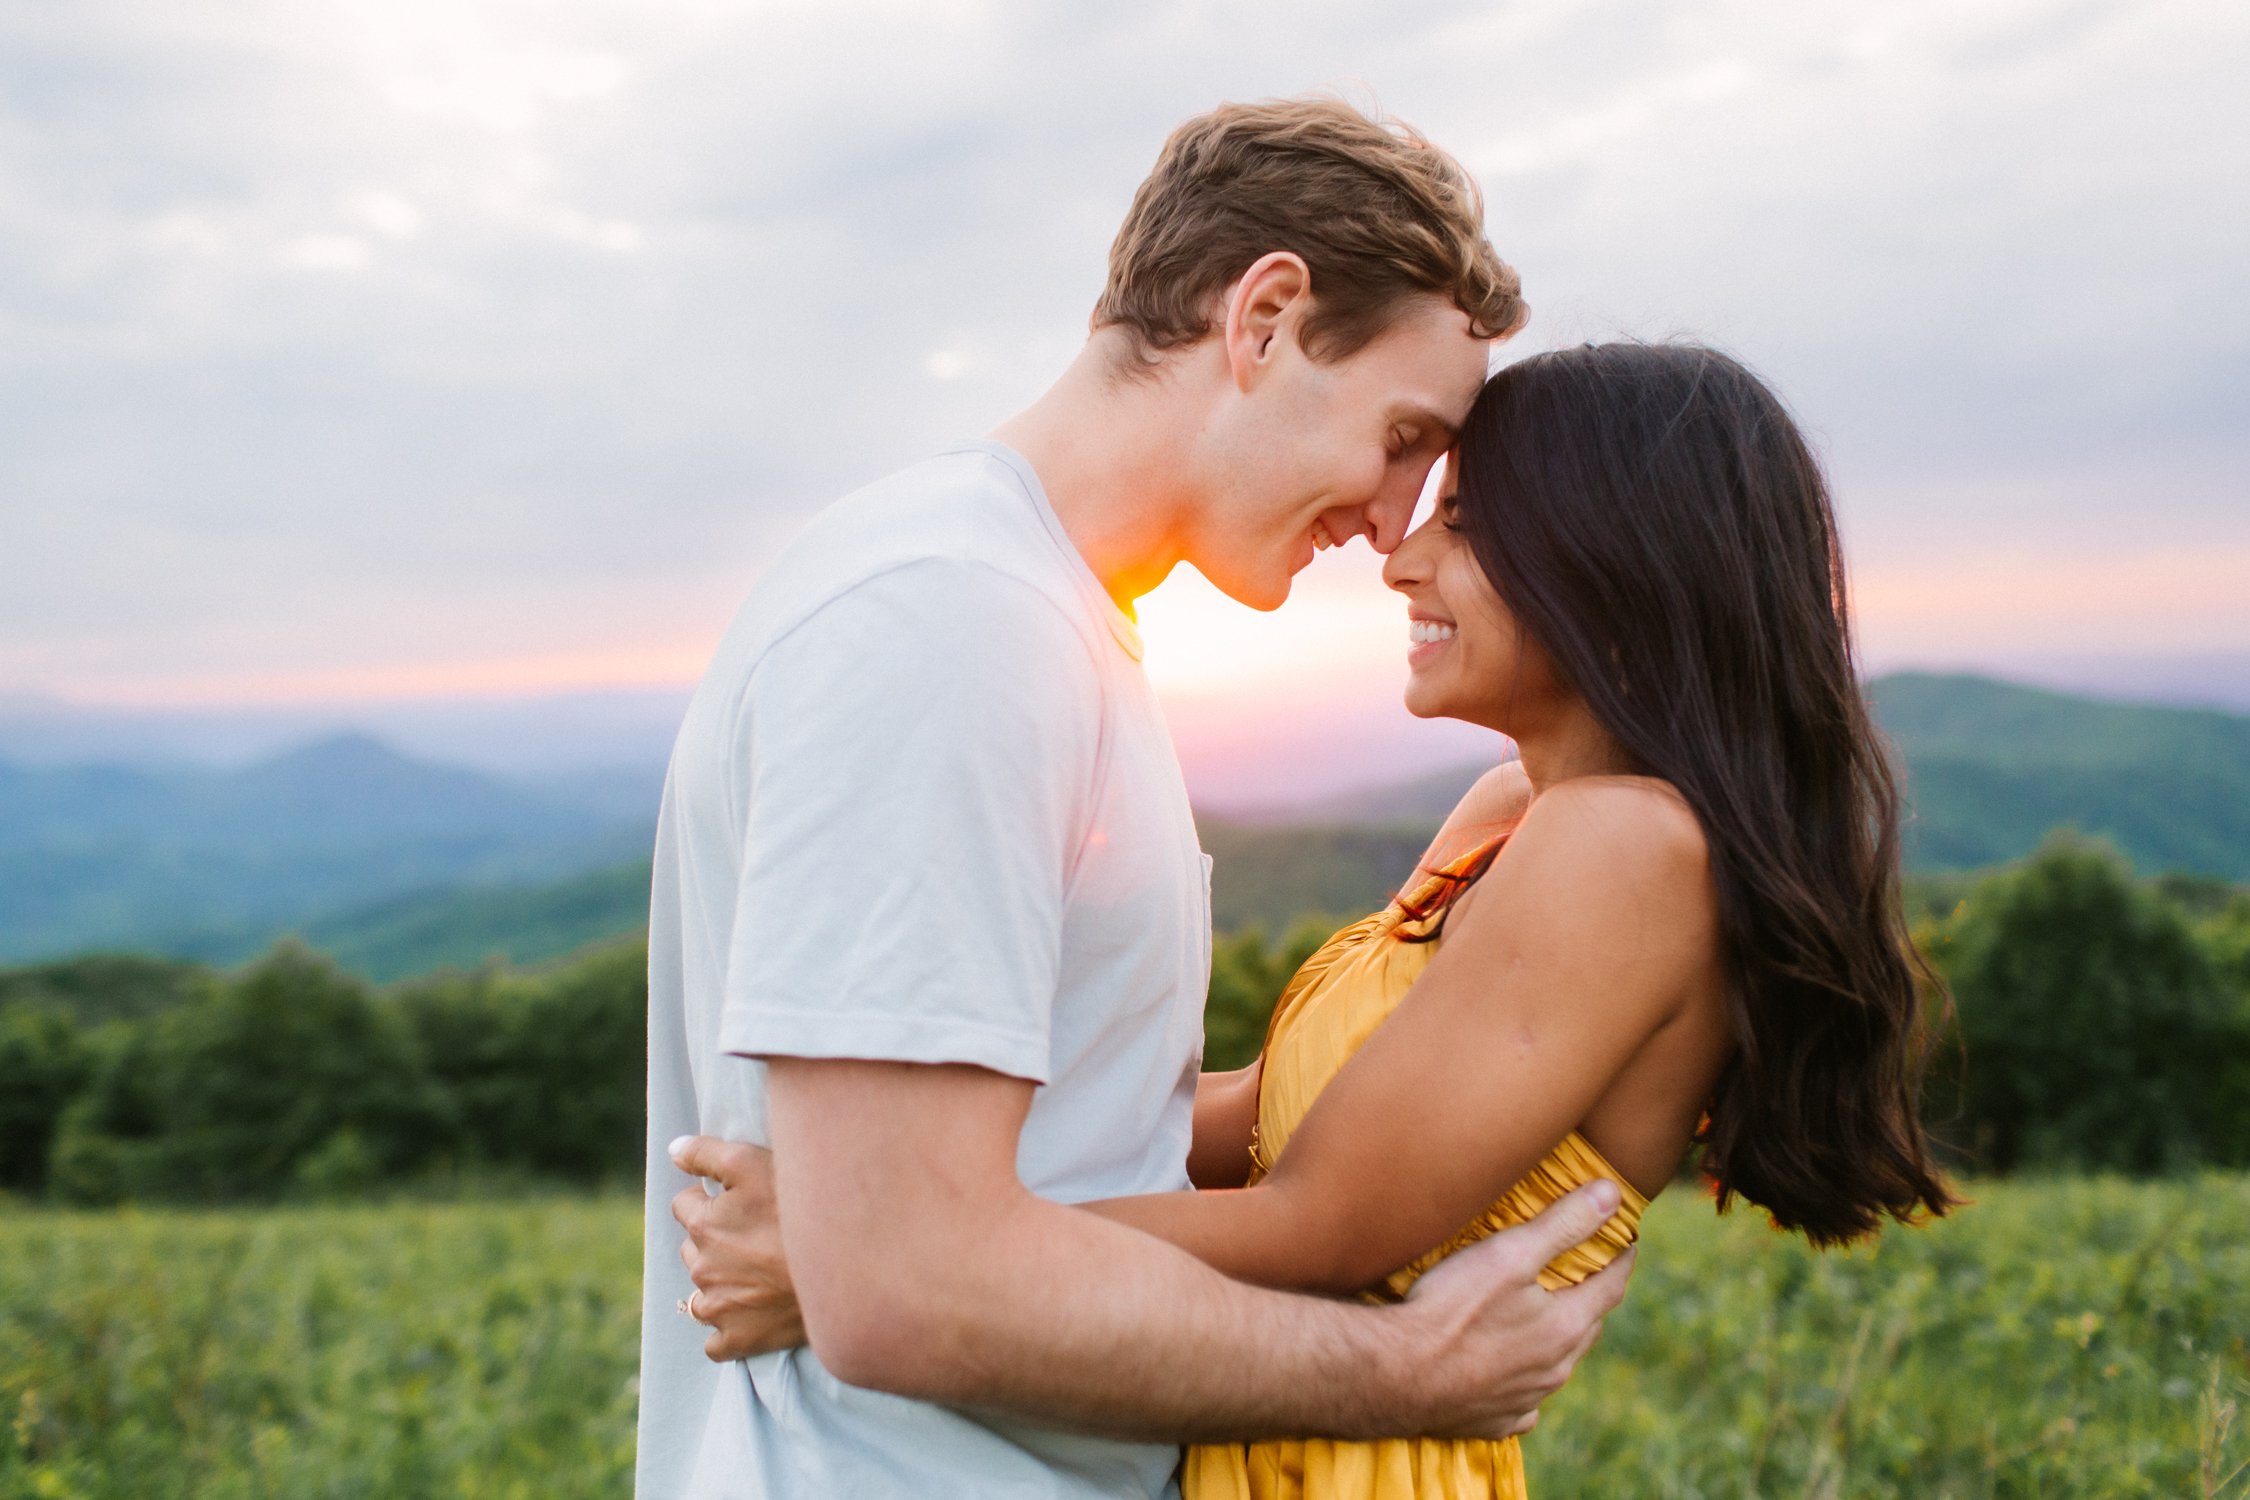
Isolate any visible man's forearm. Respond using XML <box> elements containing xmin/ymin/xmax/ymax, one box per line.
<box><xmin>808</xmin><ymin>1184</ymin><xmax>1428</xmax><ymax>1443</ymax></box>
<box><xmin>764</xmin><ymin>1057</ymin><xmax>1617</xmax><ymax>1444</ymax></box>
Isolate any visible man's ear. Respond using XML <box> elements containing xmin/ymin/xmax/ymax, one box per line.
<box><xmin>1222</xmin><ymin>251</ymin><xmax>1311</xmax><ymax>393</ymax></box>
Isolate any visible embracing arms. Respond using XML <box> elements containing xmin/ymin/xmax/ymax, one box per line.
<box><xmin>673</xmin><ymin>779</ymin><xmax>1712</xmax><ymax>1436</ymax></box>
<box><xmin>1084</xmin><ymin>776</ymin><xmax>1721</xmax><ymax>1295</ymax></box>
<box><xmin>686</xmin><ymin>1054</ymin><xmax>1628</xmax><ymax>1443</ymax></box>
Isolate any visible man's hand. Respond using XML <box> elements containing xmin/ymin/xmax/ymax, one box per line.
<box><xmin>670</xmin><ymin>1135</ymin><xmax>805</xmax><ymax>1362</ymax></box>
<box><xmin>1395</xmin><ymin>1179</ymin><xmax>1636</xmax><ymax>1439</ymax></box>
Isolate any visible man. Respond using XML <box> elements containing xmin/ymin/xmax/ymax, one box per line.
<box><xmin>638</xmin><ymin>98</ymin><xmax>1631</xmax><ymax>1498</ymax></box>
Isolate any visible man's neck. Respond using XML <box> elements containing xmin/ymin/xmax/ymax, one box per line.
<box><xmin>988</xmin><ymin>331</ymin><xmax>1209</xmax><ymax>611</ymax></box>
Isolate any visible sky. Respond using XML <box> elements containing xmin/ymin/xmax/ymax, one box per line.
<box><xmin>2</xmin><ymin>0</ymin><xmax>2246</xmax><ymax>802</ymax></box>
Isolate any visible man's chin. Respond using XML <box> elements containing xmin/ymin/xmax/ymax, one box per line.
<box><xmin>1207</xmin><ymin>570</ymin><xmax>1292</xmax><ymax>613</ymax></box>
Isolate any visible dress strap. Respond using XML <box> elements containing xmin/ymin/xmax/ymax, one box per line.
<box><xmin>1393</xmin><ymin>829</ymin><xmax>1511</xmax><ymax>927</ymax></box>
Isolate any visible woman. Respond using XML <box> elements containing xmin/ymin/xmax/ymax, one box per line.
<box><xmin>685</xmin><ymin>341</ymin><xmax>1956</xmax><ymax>1498</ymax></box>
<box><xmin>1080</xmin><ymin>341</ymin><xmax>1955</xmax><ymax>1498</ymax></box>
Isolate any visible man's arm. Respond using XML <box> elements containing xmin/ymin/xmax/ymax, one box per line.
<box><xmin>727</xmin><ymin>1054</ymin><xmax>1626</xmax><ymax>1444</ymax></box>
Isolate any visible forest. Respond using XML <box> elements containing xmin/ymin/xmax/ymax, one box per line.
<box><xmin>4</xmin><ymin>832</ymin><xmax>2247</xmax><ymax>1203</ymax></box>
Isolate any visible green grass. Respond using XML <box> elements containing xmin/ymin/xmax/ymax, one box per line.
<box><xmin>3</xmin><ymin>1179</ymin><xmax>2246</xmax><ymax>1498</ymax></box>
<box><xmin>1</xmin><ymin>1195</ymin><xmax>641</xmax><ymax>1500</ymax></box>
<box><xmin>1533</xmin><ymin>1175</ymin><xmax>2250</xmax><ymax>1497</ymax></box>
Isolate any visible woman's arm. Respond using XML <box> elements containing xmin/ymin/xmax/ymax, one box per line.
<box><xmin>1188</xmin><ymin>1060</ymin><xmax>1263</xmax><ymax>1189</ymax></box>
<box><xmin>1085</xmin><ymin>778</ymin><xmax>1716</xmax><ymax>1294</ymax></box>
<box><xmin>1182</xmin><ymin>764</ymin><xmax>1529</xmax><ymax>1195</ymax></box>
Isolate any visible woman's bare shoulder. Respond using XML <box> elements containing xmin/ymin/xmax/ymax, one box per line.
<box><xmin>1456</xmin><ymin>774</ymin><xmax>1717</xmax><ymax>951</ymax></box>
<box><xmin>1523</xmin><ymin>774</ymin><xmax>1707</xmax><ymax>866</ymax></box>
<box><xmin>1415</xmin><ymin>760</ymin><xmax>1533</xmax><ymax>871</ymax></box>
<box><xmin>1454</xmin><ymin>759</ymin><xmax>1534</xmax><ymax>825</ymax></box>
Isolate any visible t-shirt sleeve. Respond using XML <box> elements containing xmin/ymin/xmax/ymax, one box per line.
<box><xmin>717</xmin><ymin>557</ymin><xmax>1102</xmax><ymax>1083</ymax></box>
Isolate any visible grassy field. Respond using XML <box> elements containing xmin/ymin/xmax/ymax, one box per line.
<box><xmin>2</xmin><ymin>1178</ymin><xmax>2245</xmax><ymax>1498</ymax></box>
<box><xmin>1534</xmin><ymin>1175</ymin><xmax>2250</xmax><ymax>1497</ymax></box>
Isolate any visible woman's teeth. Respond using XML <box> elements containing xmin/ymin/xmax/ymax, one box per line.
<box><xmin>1410</xmin><ymin>620</ymin><xmax>1457</xmax><ymax>645</ymax></box>
<box><xmin>1312</xmin><ymin>521</ymin><xmax>1333</xmax><ymax>550</ymax></box>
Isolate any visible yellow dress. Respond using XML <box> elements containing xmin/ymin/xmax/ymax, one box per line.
<box><xmin>1182</xmin><ymin>834</ymin><xmax>1647</xmax><ymax>1500</ymax></box>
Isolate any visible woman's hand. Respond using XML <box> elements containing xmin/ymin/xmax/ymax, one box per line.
<box><xmin>669</xmin><ymin>1135</ymin><xmax>806</xmax><ymax>1362</ymax></box>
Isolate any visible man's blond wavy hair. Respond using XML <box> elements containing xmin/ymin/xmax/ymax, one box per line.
<box><xmin>1093</xmin><ymin>97</ymin><xmax>1526</xmax><ymax>368</ymax></box>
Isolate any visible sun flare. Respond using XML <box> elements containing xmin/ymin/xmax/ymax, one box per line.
<box><xmin>1135</xmin><ymin>547</ymin><xmax>1409</xmax><ymax>701</ymax></box>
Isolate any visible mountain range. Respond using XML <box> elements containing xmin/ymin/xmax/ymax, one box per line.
<box><xmin>1870</xmin><ymin>673</ymin><xmax>2250</xmax><ymax>875</ymax></box>
<box><xmin>1202</xmin><ymin>672</ymin><xmax>2250</xmax><ymax>931</ymax></box>
<box><xmin>0</xmin><ymin>734</ymin><xmax>651</xmax><ymax>964</ymax></box>
<box><xmin>1</xmin><ymin>671</ymin><xmax>2245</xmax><ymax>976</ymax></box>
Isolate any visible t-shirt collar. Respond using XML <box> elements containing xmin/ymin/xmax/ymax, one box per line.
<box><xmin>951</xmin><ymin>438</ymin><xmax>1145</xmax><ymax>661</ymax></box>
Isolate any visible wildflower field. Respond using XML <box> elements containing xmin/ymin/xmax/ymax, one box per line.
<box><xmin>3</xmin><ymin>1176</ymin><xmax>2245</xmax><ymax>1499</ymax></box>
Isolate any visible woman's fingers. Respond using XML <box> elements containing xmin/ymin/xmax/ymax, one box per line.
<box><xmin>669</xmin><ymin>1134</ymin><xmax>775</xmax><ymax>1194</ymax></box>
<box><xmin>662</xmin><ymin>1134</ymin><xmax>804</xmax><ymax>1363</ymax></box>
<box><xmin>694</xmin><ymin>1280</ymin><xmax>809</xmax><ymax>1360</ymax></box>
<box><xmin>672</xmin><ymin>1182</ymin><xmax>708</xmax><ymax>1235</ymax></box>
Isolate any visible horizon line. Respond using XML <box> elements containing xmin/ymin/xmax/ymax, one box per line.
<box><xmin>7</xmin><ymin>655</ymin><xmax>2250</xmax><ymax>719</ymax></box>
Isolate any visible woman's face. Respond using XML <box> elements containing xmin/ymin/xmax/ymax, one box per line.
<box><xmin>1380</xmin><ymin>451</ymin><xmax>1567</xmax><ymax>734</ymax></box>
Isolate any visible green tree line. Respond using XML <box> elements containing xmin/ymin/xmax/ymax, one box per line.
<box><xmin>3</xmin><ymin>832</ymin><xmax>2248</xmax><ymax>1204</ymax></box>
<box><xmin>0</xmin><ymin>943</ymin><xmax>646</xmax><ymax>1202</ymax></box>
<box><xmin>1199</xmin><ymin>832</ymin><xmax>2250</xmax><ymax>1175</ymax></box>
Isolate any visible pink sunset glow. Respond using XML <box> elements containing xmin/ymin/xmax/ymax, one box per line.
<box><xmin>58</xmin><ymin>646</ymin><xmax>718</xmax><ymax>710</ymax></box>
<box><xmin>23</xmin><ymin>531</ymin><xmax>2241</xmax><ymax>810</ymax></box>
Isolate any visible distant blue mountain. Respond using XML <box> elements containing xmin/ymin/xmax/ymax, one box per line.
<box><xmin>1209</xmin><ymin>672</ymin><xmax>2250</xmax><ymax>883</ymax></box>
<box><xmin>0</xmin><ymin>688</ymin><xmax>691</xmax><ymax>778</ymax></box>
<box><xmin>7</xmin><ymin>672</ymin><xmax>2247</xmax><ymax>974</ymax></box>
<box><xmin>206</xmin><ymin>858</ymin><xmax>659</xmax><ymax>983</ymax></box>
<box><xmin>1870</xmin><ymin>672</ymin><xmax>2250</xmax><ymax>877</ymax></box>
<box><xmin>0</xmin><ymin>734</ymin><xmax>651</xmax><ymax>962</ymax></box>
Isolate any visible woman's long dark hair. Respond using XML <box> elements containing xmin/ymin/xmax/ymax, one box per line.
<box><xmin>1453</xmin><ymin>342</ymin><xmax>1955</xmax><ymax>1245</ymax></box>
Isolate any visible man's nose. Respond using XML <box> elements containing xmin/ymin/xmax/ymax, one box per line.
<box><xmin>1366</xmin><ymin>487</ymin><xmax>1419</xmax><ymax>555</ymax></box>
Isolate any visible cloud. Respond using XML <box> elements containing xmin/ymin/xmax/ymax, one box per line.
<box><xmin>0</xmin><ymin>0</ymin><xmax>2244</xmax><ymax>700</ymax></box>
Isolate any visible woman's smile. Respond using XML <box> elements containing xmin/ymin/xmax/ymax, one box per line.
<box><xmin>1407</xmin><ymin>613</ymin><xmax>1457</xmax><ymax>665</ymax></box>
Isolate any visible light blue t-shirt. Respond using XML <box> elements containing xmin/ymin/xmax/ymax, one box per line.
<box><xmin>636</xmin><ymin>443</ymin><xmax>1212</xmax><ymax>1497</ymax></box>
